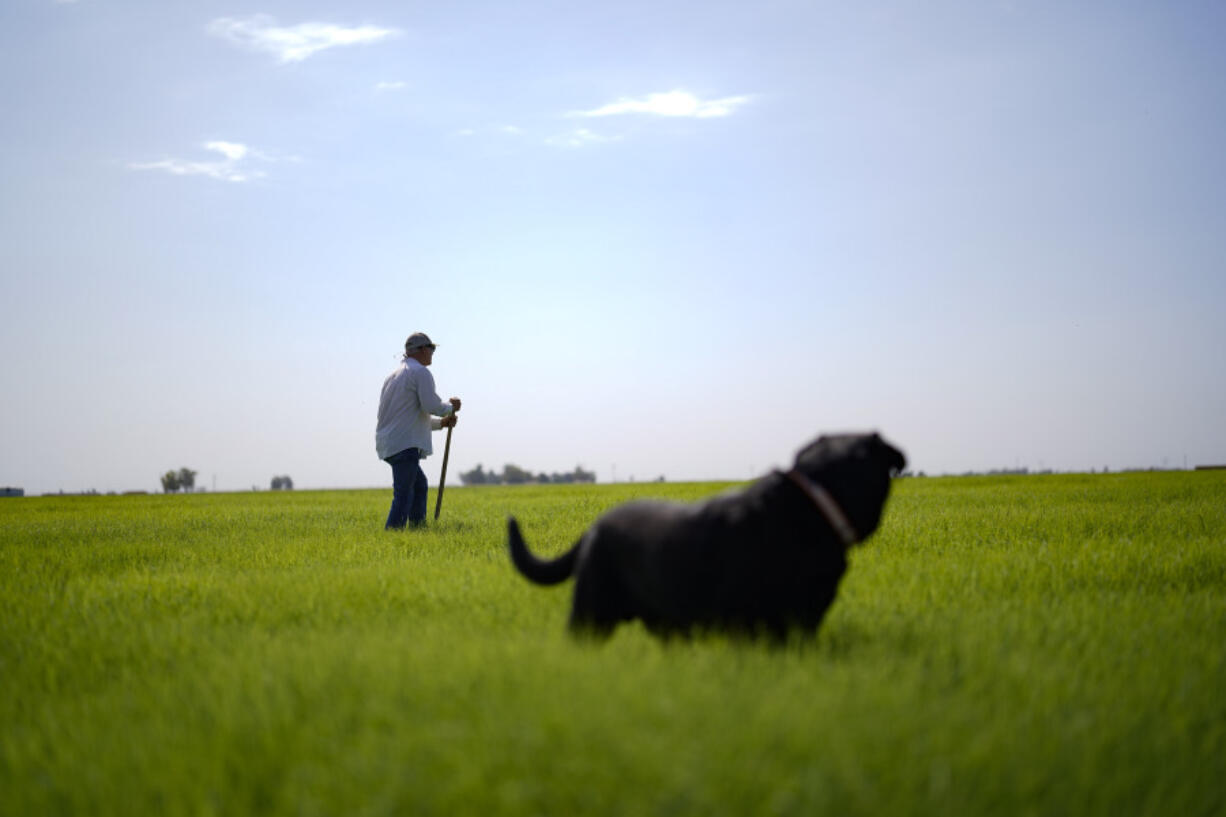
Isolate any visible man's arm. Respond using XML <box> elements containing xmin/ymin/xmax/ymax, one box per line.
<box><xmin>415</xmin><ymin>367</ymin><xmax>456</xmax><ymax>417</ymax></box>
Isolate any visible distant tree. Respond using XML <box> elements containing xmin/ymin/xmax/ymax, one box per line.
<box><xmin>460</xmin><ymin>464</ymin><xmax>493</xmax><ymax>485</ymax></box>
<box><xmin>177</xmin><ymin>468</ymin><xmax>197</xmax><ymax>493</ymax></box>
<box><xmin>270</xmin><ymin>475</ymin><xmax>294</xmax><ymax>490</ymax></box>
<box><xmin>457</xmin><ymin>462</ymin><xmax>598</xmax><ymax>485</ymax></box>
<box><xmin>160</xmin><ymin>471</ymin><xmax>181</xmax><ymax>493</ymax></box>
<box><xmin>502</xmin><ymin>464</ymin><xmax>533</xmax><ymax>485</ymax></box>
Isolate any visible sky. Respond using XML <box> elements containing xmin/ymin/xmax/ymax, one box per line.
<box><xmin>2</xmin><ymin>0</ymin><xmax>1224</xmax><ymax>495</ymax></box>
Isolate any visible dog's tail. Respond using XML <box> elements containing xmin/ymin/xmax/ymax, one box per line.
<box><xmin>508</xmin><ymin>516</ymin><xmax>579</xmax><ymax>585</ymax></box>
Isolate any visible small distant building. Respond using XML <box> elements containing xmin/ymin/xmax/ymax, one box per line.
<box><xmin>1</xmin><ymin>487</ymin><xmax>25</xmax><ymax>498</ymax></box>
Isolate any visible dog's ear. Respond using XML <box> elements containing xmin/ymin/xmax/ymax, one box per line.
<box><xmin>865</xmin><ymin>432</ymin><xmax>906</xmax><ymax>476</ymax></box>
<box><xmin>877</xmin><ymin>437</ymin><xmax>906</xmax><ymax>476</ymax></box>
<box><xmin>889</xmin><ymin>447</ymin><xmax>906</xmax><ymax>476</ymax></box>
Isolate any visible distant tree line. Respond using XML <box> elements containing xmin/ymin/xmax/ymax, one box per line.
<box><xmin>459</xmin><ymin>464</ymin><xmax>596</xmax><ymax>486</ymax></box>
<box><xmin>270</xmin><ymin>475</ymin><xmax>294</xmax><ymax>490</ymax></box>
<box><xmin>160</xmin><ymin>468</ymin><xmax>197</xmax><ymax>493</ymax></box>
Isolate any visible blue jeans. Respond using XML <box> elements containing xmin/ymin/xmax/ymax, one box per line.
<box><xmin>384</xmin><ymin>448</ymin><xmax>428</xmax><ymax>529</ymax></box>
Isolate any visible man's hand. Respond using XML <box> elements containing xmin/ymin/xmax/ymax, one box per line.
<box><xmin>449</xmin><ymin>397</ymin><xmax>462</xmax><ymax>412</ymax></box>
<box><xmin>441</xmin><ymin>414</ymin><xmax>458</xmax><ymax>429</ymax></box>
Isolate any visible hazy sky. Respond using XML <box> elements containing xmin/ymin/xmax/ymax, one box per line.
<box><xmin>3</xmin><ymin>0</ymin><xmax>1224</xmax><ymax>495</ymax></box>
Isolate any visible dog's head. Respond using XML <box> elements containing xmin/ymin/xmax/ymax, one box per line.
<box><xmin>792</xmin><ymin>432</ymin><xmax>906</xmax><ymax>543</ymax></box>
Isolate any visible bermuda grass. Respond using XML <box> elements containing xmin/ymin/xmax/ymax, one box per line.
<box><xmin>2</xmin><ymin>473</ymin><xmax>1223</xmax><ymax>816</ymax></box>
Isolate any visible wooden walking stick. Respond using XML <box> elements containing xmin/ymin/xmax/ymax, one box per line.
<box><xmin>434</xmin><ymin>424</ymin><xmax>454</xmax><ymax>521</ymax></box>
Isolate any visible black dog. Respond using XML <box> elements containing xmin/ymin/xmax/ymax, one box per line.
<box><xmin>508</xmin><ymin>432</ymin><xmax>905</xmax><ymax>640</ymax></box>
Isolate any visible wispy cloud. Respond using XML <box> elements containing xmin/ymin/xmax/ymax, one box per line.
<box><xmin>207</xmin><ymin>15</ymin><xmax>398</xmax><ymax>63</ymax></box>
<box><xmin>545</xmin><ymin>128</ymin><xmax>620</xmax><ymax>149</ymax></box>
<box><xmin>128</xmin><ymin>141</ymin><xmax>283</xmax><ymax>183</ymax></box>
<box><xmin>569</xmin><ymin>90</ymin><xmax>751</xmax><ymax>119</ymax></box>
<box><xmin>374</xmin><ymin>80</ymin><xmax>407</xmax><ymax>92</ymax></box>
<box><xmin>454</xmin><ymin>124</ymin><xmax>617</xmax><ymax>149</ymax></box>
<box><xmin>204</xmin><ymin>141</ymin><xmax>248</xmax><ymax>161</ymax></box>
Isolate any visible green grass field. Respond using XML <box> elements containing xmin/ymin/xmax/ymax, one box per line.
<box><xmin>2</xmin><ymin>473</ymin><xmax>1223</xmax><ymax>816</ymax></box>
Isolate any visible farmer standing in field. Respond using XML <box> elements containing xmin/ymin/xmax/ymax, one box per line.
<box><xmin>375</xmin><ymin>332</ymin><xmax>461</xmax><ymax>530</ymax></box>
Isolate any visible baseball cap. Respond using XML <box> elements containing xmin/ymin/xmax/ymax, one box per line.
<box><xmin>405</xmin><ymin>332</ymin><xmax>437</xmax><ymax>351</ymax></box>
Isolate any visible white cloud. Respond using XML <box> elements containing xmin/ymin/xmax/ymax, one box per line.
<box><xmin>569</xmin><ymin>90</ymin><xmax>752</xmax><ymax>119</ymax></box>
<box><xmin>128</xmin><ymin>141</ymin><xmax>276</xmax><ymax>183</ymax></box>
<box><xmin>129</xmin><ymin>158</ymin><xmax>256</xmax><ymax>183</ymax></box>
<box><xmin>204</xmin><ymin>141</ymin><xmax>248</xmax><ymax>161</ymax></box>
<box><xmin>374</xmin><ymin>81</ymin><xmax>407</xmax><ymax>92</ymax></box>
<box><xmin>207</xmin><ymin>15</ymin><xmax>398</xmax><ymax>63</ymax></box>
<box><xmin>545</xmin><ymin>128</ymin><xmax>620</xmax><ymax>149</ymax></box>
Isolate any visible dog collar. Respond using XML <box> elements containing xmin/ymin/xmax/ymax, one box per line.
<box><xmin>781</xmin><ymin>469</ymin><xmax>859</xmax><ymax>547</ymax></box>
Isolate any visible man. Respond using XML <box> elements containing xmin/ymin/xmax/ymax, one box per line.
<box><xmin>375</xmin><ymin>332</ymin><xmax>462</xmax><ymax>529</ymax></box>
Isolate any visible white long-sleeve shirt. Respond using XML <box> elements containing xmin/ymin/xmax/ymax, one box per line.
<box><xmin>375</xmin><ymin>358</ymin><xmax>454</xmax><ymax>460</ymax></box>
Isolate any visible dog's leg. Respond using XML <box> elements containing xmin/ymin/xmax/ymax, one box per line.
<box><xmin>568</xmin><ymin>574</ymin><xmax>620</xmax><ymax>639</ymax></box>
<box><xmin>566</xmin><ymin>532</ymin><xmax>626</xmax><ymax>640</ymax></box>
